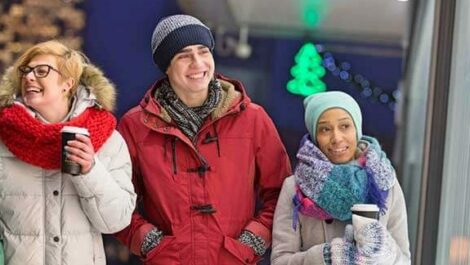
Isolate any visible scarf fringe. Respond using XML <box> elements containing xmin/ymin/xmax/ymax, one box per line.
<box><xmin>366</xmin><ymin>169</ymin><xmax>389</xmax><ymax>214</ymax></box>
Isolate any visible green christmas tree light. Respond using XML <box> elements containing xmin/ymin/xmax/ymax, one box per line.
<box><xmin>287</xmin><ymin>43</ymin><xmax>327</xmax><ymax>97</ymax></box>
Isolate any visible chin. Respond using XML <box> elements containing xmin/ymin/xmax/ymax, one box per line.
<box><xmin>330</xmin><ymin>156</ymin><xmax>354</xmax><ymax>164</ymax></box>
<box><xmin>194</xmin><ymin>82</ymin><xmax>210</xmax><ymax>91</ymax></box>
<box><xmin>23</xmin><ymin>100</ymin><xmax>37</xmax><ymax>109</ymax></box>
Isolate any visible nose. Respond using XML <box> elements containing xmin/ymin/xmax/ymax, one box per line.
<box><xmin>330</xmin><ymin>129</ymin><xmax>342</xmax><ymax>144</ymax></box>
<box><xmin>190</xmin><ymin>54</ymin><xmax>203</xmax><ymax>66</ymax></box>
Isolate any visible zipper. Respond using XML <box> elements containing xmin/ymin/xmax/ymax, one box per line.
<box><xmin>42</xmin><ymin>169</ymin><xmax>47</xmax><ymax>265</ymax></box>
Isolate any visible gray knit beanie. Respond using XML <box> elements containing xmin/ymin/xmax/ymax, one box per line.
<box><xmin>151</xmin><ymin>14</ymin><xmax>215</xmax><ymax>72</ymax></box>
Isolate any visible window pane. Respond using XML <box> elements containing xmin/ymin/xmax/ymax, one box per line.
<box><xmin>436</xmin><ymin>0</ymin><xmax>470</xmax><ymax>264</ymax></box>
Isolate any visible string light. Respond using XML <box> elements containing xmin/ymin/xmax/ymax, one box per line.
<box><xmin>316</xmin><ymin>43</ymin><xmax>399</xmax><ymax>110</ymax></box>
<box><xmin>286</xmin><ymin>42</ymin><xmax>398</xmax><ymax>110</ymax></box>
<box><xmin>0</xmin><ymin>0</ymin><xmax>85</xmax><ymax>72</ymax></box>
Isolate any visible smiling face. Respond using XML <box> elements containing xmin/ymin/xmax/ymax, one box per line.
<box><xmin>315</xmin><ymin>108</ymin><xmax>358</xmax><ymax>164</ymax></box>
<box><xmin>165</xmin><ymin>44</ymin><xmax>215</xmax><ymax>107</ymax></box>
<box><xmin>20</xmin><ymin>54</ymin><xmax>72</xmax><ymax>119</ymax></box>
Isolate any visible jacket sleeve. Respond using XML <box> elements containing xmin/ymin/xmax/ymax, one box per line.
<box><xmin>244</xmin><ymin>107</ymin><xmax>292</xmax><ymax>246</ymax></box>
<box><xmin>381</xmin><ymin>181</ymin><xmax>412</xmax><ymax>265</ymax></box>
<box><xmin>271</xmin><ymin>177</ymin><xmax>327</xmax><ymax>265</ymax></box>
<box><xmin>113</xmin><ymin>114</ymin><xmax>157</xmax><ymax>256</ymax></box>
<box><xmin>70</xmin><ymin>130</ymin><xmax>137</xmax><ymax>234</ymax></box>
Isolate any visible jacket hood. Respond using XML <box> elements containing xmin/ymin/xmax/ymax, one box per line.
<box><xmin>139</xmin><ymin>73</ymin><xmax>251</xmax><ymax>123</ymax></box>
<box><xmin>0</xmin><ymin>64</ymin><xmax>116</xmax><ymax>111</ymax></box>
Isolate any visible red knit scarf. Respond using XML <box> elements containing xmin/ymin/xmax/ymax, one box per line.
<box><xmin>0</xmin><ymin>104</ymin><xmax>116</xmax><ymax>169</ymax></box>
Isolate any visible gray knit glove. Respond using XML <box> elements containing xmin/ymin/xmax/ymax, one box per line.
<box><xmin>238</xmin><ymin>230</ymin><xmax>267</xmax><ymax>256</ymax></box>
<box><xmin>140</xmin><ymin>228</ymin><xmax>164</xmax><ymax>257</ymax></box>
<box><xmin>353</xmin><ymin>215</ymin><xmax>394</xmax><ymax>263</ymax></box>
<box><xmin>325</xmin><ymin>225</ymin><xmax>366</xmax><ymax>265</ymax></box>
<box><xmin>323</xmin><ymin>238</ymin><xmax>358</xmax><ymax>265</ymax></box>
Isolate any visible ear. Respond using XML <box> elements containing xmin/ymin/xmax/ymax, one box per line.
<box><xmin>62</xmin><ymin>77</ymin><xmax>75</xmax><ymax>93</ymax></box>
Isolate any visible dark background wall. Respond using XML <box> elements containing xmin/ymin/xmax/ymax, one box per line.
<box><xmin>84</xmin><ymin>0</ymin><xmax>402</xmax><ymax>160</ymax></box>
<box><xmin>83</xmin><ymin>1</ymin><xmax>402</xmax><ymax>264</ymax></box>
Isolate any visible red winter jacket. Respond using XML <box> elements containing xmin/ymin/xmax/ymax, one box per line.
<box><xmin>115</xmin><ymin>74</ymin><xmax>291</xmax><ymax>265</ymax></box>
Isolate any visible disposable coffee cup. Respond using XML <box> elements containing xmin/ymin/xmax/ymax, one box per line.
<box><xmin>351</xmin><ymin>204</ymin><xmax>379</xmax><ymax>220</ymax></box>
<box><xmin>61</xmin><ymin>126</ymin><xmax>89</xmax><ymax>176</ymax></box>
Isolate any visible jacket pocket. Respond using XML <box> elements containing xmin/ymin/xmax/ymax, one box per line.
<box><xmin>219</xmin><ymin>236</ymin><xmax>257</xmax><ymax>265</ymax></box>
<box><xmin>143</xmin><ymin>236</ymin><xmax>181</xmax><ymax>265</ymax></box>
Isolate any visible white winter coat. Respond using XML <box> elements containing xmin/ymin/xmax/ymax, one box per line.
<box><xmin>0</xmin><ymin>64</ymin><xmax>136</xmax><ymax>265</ymax></box>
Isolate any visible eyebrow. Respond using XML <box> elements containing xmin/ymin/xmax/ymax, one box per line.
<box><xmin>317</xmin><ymin>117</ymin><xmax>352</xmax><ymax>124</ymax></box>
<box><xmin>26</xmin><ymin>63</ymin><xmax>46</xmax><ymax>67</ymax></box>
<box><xmin>177</xmin><ymin>45</ymin><xmax>209</xmax><ymax>54</ymax></box>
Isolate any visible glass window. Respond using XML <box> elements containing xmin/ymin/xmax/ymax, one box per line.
<box><xmin>435</xmin><ymin>0</ymin><xmax>470</xmax><ymax>264</ymax></box>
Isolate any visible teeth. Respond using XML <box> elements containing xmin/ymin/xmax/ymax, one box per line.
<box><xmin>188</xmin><ymin>72</ymin><xmax>205</xmax><ymax>79</ymax></box>
<box><xmin>331</xmin><ymin>147</ymin><xmax>347</xmax><ymax>153</ymax></box>
<box><xmin>24</xmin><ymin>86</ymin><xmax>42</xmax><ymax>93</ymax></box>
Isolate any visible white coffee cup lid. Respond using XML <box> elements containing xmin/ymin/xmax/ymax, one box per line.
<box><xmin>351</xmin><ymin>204</ymin><xmax>379</xmax><ymax>212</ymax></box>
<box><xmin>61</xmin><ymin>126</ymin><xmax>90</xmax><ymax>136</ymax></box>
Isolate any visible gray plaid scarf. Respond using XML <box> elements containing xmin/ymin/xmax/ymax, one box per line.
<box><xmin>155</xmin><ymin>78</ymin><xmax>221</xmax><ymax>141</ymax></box>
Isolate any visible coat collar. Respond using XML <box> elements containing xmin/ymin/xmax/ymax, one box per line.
<box><xmin>139</xmin><ymin>73</ymin><xmax>250</xmax><ymax>126</ymax></box>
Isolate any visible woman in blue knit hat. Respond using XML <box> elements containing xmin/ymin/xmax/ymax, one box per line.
<box><xmin>271</xmin><ymin>91</ymin><xmax>411</xmax><ymax>264</ymax></box>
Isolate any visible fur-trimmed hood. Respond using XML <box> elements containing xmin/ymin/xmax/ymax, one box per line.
<box><xmin>0</xmin><ymin>64</ymin><xmax>116</xmax><ymax>111</ymax></box>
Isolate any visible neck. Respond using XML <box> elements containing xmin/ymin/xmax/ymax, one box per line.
<box><xmin>35</xmin><ymin>102</ymin><xmax>70</xmax><ymax>123</ymax></box>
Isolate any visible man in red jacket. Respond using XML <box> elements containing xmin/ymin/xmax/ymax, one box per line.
<box><xmin>115</xmin><ymin>14</ymin><xmax>292</xmax><ymax>264</ymax></box>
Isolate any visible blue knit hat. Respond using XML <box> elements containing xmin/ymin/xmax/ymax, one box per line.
<box><xmin>151</xmin><ymin>14</ymin><xmax>215</xmax><ymax>72</ymax></box>
<box><xmin>304</xmin><ymin>91</ymin><xmax>362</xmax><ymax>144</ymax></box>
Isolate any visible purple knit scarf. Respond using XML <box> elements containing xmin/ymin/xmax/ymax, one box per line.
<box><xmin>292</xmin><ymin>135</ymin><xmax>396</xmax><ymax>229</ymax></box>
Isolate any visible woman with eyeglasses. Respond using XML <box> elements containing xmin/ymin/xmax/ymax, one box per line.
<box><xmin>0</xmin><ymin>40</ymin><xmax>136</xmax><ymax>265</ymax></box>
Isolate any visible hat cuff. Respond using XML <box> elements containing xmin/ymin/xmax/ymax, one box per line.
<box><xmin>153</xmin><ymin>24</ymin><xmax>214</xmax><ymax>72</ymax></box>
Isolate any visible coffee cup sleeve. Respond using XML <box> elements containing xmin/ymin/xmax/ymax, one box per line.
<box><xmin>352</xmin><ymin>214</ymin><xmax>376</xmax><ymax>228</ymax></box>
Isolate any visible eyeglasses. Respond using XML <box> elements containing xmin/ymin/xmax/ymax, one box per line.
<box><xmin>18</xmin><ymin>64</ymin><xmax>62</xmax><ymax>79</ymax></box>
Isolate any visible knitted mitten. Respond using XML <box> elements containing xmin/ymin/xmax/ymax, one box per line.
<box><xmin>238</xmin><ymin>230</ymin><xmax>267</xmax><ymax>256</ymax></box>
<box><xmin>141</xmin><ymin>228</ymin><xmax>164</xmax><ymax>256</ymax></box>
<box><xmin>353</xmin><ymin>214</ymin><xmax>393</xmax><ymax>262</ymax></box>
<box><xmin>330</xmin><ymin>238</ymin><xmax>357</xmax><ymax>264</ymax></box>
<box><xmin>324</xmin><ymin>225</ymin><xmax>371</xmax><ymax>265</ymax></box>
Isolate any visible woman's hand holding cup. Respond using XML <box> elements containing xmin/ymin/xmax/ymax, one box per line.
<box><xmin>351</xmin><ymin>204</ymin><xmax>392</xmax><ymax>262</ymax></box>
<box><xmin>61</xmin><ymin>126</ymin><xmax>95</xmax><ymax>175</ymax></box>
